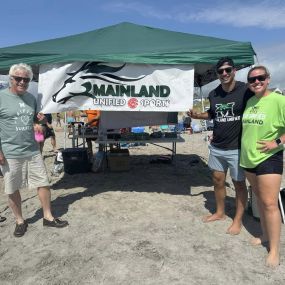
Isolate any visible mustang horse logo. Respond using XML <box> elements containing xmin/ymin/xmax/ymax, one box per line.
<box><xmin>215</xmin><ymin>102</ymin><xmax>235</xmax><ymax>118</ymax></box>
<box><xmin>52</xmin><ymin>62</ymin><xmax>145</xmax><ymax>104</ymax></box>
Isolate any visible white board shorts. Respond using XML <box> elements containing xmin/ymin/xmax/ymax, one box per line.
<box><xmin>0</xmin><ymin>153</ymin><xmax>50</xmax><ymax>194</ymax></box>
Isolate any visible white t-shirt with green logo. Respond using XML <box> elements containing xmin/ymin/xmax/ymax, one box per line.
<box><xmin>240</xmin><ymin>92</ymin><xmax>285</xmax><ymax>168</ymax></box>
<box><xmin>0</xmin><ymin>88</ymin><xmax>40</xmax><ymax>158</ymax></box>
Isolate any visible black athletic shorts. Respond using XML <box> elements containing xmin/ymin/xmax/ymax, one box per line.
<box><xmin>42</xmin><ymin>124</ymin><xmax>55</xmax><ymax>139</ymax></box>
<box><xmin>243</xmin><ymin>150</ymin><xmax>283</xmax><ymax>176</ymax></box>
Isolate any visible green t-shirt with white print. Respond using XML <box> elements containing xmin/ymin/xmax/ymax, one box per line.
<box><xmin>0</xmin><ymin>88</ymin><xmax>40</xmax><ymax>158</ymax></box>
<box><xmin>240</xmin><ymin>92</ymin><xmax>285</xmax><ymax>168</ymax></box>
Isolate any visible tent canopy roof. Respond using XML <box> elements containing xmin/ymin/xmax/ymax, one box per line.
<box><xmin>0</xmin><ymin>22</ymin><xmax>255</xmax><ymax>86</ymax></box>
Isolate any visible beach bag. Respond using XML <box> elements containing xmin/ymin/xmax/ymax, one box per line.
<box><xmin>35</xmin><ymin>131</ymin><xmax>45</xmax><ymax>142</ymax></box>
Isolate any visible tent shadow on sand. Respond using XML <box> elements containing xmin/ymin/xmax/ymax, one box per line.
<box><xmin>26</xmin><ymin>152</ymin><xmax>262</xmax><ymax>241</ymax></box>
<box><xmin>26</xmin><ymin>153</ymin><xmax>213</xmax><ymax>224</ymax></box>
<box><xmin>27</xmin><ymin>150</ymin><xmax>260</xmax><ymax>241</ymax></box>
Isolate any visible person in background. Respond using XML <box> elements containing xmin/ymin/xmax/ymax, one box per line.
<box><xmin>66</xmin><ymin>110</ymin><xmax>76</xmax><ymax>124</ymax></box>
<box><xmin>183</xmin><ymin>114</ymin><xmax>192</xmax><ymax>131</ymax></box>
<box><xmin>85</xmin><ymin>110</ymin><xmax>102</xmax><ymax>157</ymax></box>
<box><xmin>240</xmin><ymin>66</ymin><xmax>285</xmax><ymax>268</ymax></box>
<box><xmin>66</xmin><ymin>110</ymin><xmax>76</xmax><ymax>134</ymax></box>
<box><xmin>80</xmin><ymin>110</ymin><xmax>88</xmax><ymax>123</ymax></box>
<box><xmin>39</xmin><ymin>113</ymin><xmax>57</xmax><ymax>153</ymax></box>
<box><xmin>188</xmin><ymin>57</ymin><xmax>253</xmax><ymax>235</ymax></box>
<box><xmin>56</xmin><ymin>113</ymin><xmax>61</xmax><ymax>127</ymax></box>
<box><xmin>0</xmin><ymin>63</ymin><xmax>68</xmax><ymax>237</ymax></box>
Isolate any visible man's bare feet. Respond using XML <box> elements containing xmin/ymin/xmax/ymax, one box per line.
<box><xmin>226</xmin><ymin>221</ymin><xmax>242</xmax><ymax>235</ymax></box>
<box><xmin>266</xmin><ymin>252</ymin><xmax>280</xmax><ymax>268</ymax></box>
<box><xmin>250</xmin><ymin>236</ymin><xmax>268</xmax><ymax>246</ymax></box>
<box><xmin>202</xmin><ymin>213</ymin><xmax>226</xmax><ymax>223</ymax></box>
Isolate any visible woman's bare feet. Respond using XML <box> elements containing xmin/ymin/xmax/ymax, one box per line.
<box><xmin>202</xmin><ymin>213</ymin><xmax>226</xmax><ymax>223</ymax></box>
<box><xmin>250</xmin><ymin>236</ymin><xmax>268</xmax><ymax>246</ymax></box>
<box><xmin>226</xmin><ymin>221</ymin><xmax>242</xmax><ymax>235</ymax></box>
<box><xmin>266</xmin><ymin>252</ymin><xmax>280</xmax><ymax>268</ymax></box>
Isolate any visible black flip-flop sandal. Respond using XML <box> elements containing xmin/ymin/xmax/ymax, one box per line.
<box><xmin>0</xmin><ymin>216</ymin><xmax>6</xmax><ymax>222</ymax></box>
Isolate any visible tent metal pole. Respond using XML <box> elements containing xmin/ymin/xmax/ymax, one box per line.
<box><xmin>200</xmin><ymin>87</ymin><xmax>205</xmax><ymax>112</ymax></box>
<box><xmin>64</xmin><ymin>112</ymin><xmax>67</xmax><ymax>149</ymax></box>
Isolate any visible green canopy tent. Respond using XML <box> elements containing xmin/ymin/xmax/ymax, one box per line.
<box><xmin>0</xmin><ymin>22</ymin><xmax>256</xmax><ymax>148</ymax></box>
<box><xmin>0</xmin><ymin>22</ymin><xmax>255</xmax><ymax>86</ymax></box>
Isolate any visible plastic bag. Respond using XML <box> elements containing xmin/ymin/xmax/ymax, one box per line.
<box><xmin>91</xmin><ymin>151</ymin><xmax>105</xmax><ymax>173</ymax></box>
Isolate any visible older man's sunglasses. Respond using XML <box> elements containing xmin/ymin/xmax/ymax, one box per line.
<box><xmin>247</xmin><ymin>74</ymin><xmax>267</xmax><ymax>84</ymax></box>
<box><xmin>217</xmin><ymin>67</ymin><xmax>233</xmax><ymax>75</ymax></box>
<box><xmin>11</xmin><ymin>76</ymin><xmax>31</xmax><ymax>83</ymax></box>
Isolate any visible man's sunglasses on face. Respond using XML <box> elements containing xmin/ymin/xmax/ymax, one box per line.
<box><xmin>217</xmin><ymin>67</ymin><xmax>233</xmax><ymax>75</ymax></box>
<box><xmin>247</xmin><ymin>74</ymin><xmax>267</xmax><ymax>84</ymax></box>
<box><xmin>11</xmin><ymin>76</ymin><xmax>31</xmax><ymax>83</ymax></box>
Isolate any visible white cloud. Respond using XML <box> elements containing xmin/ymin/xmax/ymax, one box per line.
<box><xmin>201</xmin><ymin>45</ymin><xmax>285</xmax><ymax>96</ymax></box>
<box><xmin>102</xmin><ymin>1</ymin><xmax>172</xmax><ymax>20</ymax></box>
<box><xmin>177</xmin><ymin>1</ymin><xmax>285</xmax><ymax>29</ymax></box>
<box><xmin>103</xmin><ymin>1</ymin><xmax>285</xmax><ymax>90</ymax></box>
<box><xmin>253</xmin><ymin>43</ymin><xmax>285</xmax><ymax>90</ymax></box>
<box><xmin>104</xmin><ymin>0</ymin><xmax>285</xmax><ymax>29</ymax></box>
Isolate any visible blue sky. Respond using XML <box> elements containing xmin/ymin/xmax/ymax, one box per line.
<box><xmin>1</xmin><ymin>0</ymin><xmax>285</xmax><ymax>89</ymax></box>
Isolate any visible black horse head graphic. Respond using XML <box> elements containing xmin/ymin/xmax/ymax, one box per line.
<box><xmin>52</xmin><ymin>62</ymin><xmax>145</xmax><ymax>104</ymax></box>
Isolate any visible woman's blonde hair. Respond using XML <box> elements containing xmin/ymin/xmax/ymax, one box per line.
<box><xmin>247</xmin><ymin>65</ymin><xmax>270</xmax><ymax>80</ymax></box>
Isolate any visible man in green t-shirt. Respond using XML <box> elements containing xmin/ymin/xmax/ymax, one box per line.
<box><xmin>0</xmin><ymin>63</ymin><xmax>68</xmax><ymax>237</ymax></box>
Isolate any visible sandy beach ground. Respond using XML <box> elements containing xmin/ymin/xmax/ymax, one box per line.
<box><xmin>1</xmin><ymin>127</ymin><xmax>285</xmax><ymax>285</ymax></box>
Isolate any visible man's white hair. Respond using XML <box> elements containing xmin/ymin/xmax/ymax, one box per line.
<box><xmin>9</xmin><ymin>63</ymin><xmax>33</xmax><ymax>80</ymax></box>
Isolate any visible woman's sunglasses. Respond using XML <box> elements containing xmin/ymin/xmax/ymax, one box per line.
<box><xmin>11</xmin><ymin>76</ymin><xmax>31</xmax><ymax>83</ymax></box>
<box><xmin>247</xmin><ymin>74</ymin><xmax>267</xmax><ymax>84</ymax></box>
<box><xmin>217</xmin><ymin>67</ymin><xmax>233</xmax><ymax>75</ymax></box>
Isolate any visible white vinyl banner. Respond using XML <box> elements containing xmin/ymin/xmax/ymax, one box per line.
<box><xmin>39</xmin><ymin>62</ymin><xmax>194</xmax><ymax>113</ymax></box>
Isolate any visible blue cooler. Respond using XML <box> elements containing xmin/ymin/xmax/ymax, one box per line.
<box><xmin>131</xmin><ymin>127</ymin><xmax>144</xmax><ymax>133</ymax></box>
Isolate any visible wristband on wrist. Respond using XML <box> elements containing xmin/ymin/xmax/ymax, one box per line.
<box><xmin>275</xmin><ymin>138</ymin><xmax>282</xmax><ymax>145</ymax></box>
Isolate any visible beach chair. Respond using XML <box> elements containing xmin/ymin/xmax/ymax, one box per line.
<box><xmin>249</xmin><ymin>187</ymin><xmax>285</xmax><ymax>224</ymax></box>
<box><xmin>279</xmin><ymin>188</ymin><xmax>285</xmax><ymax>224</ymax></box>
